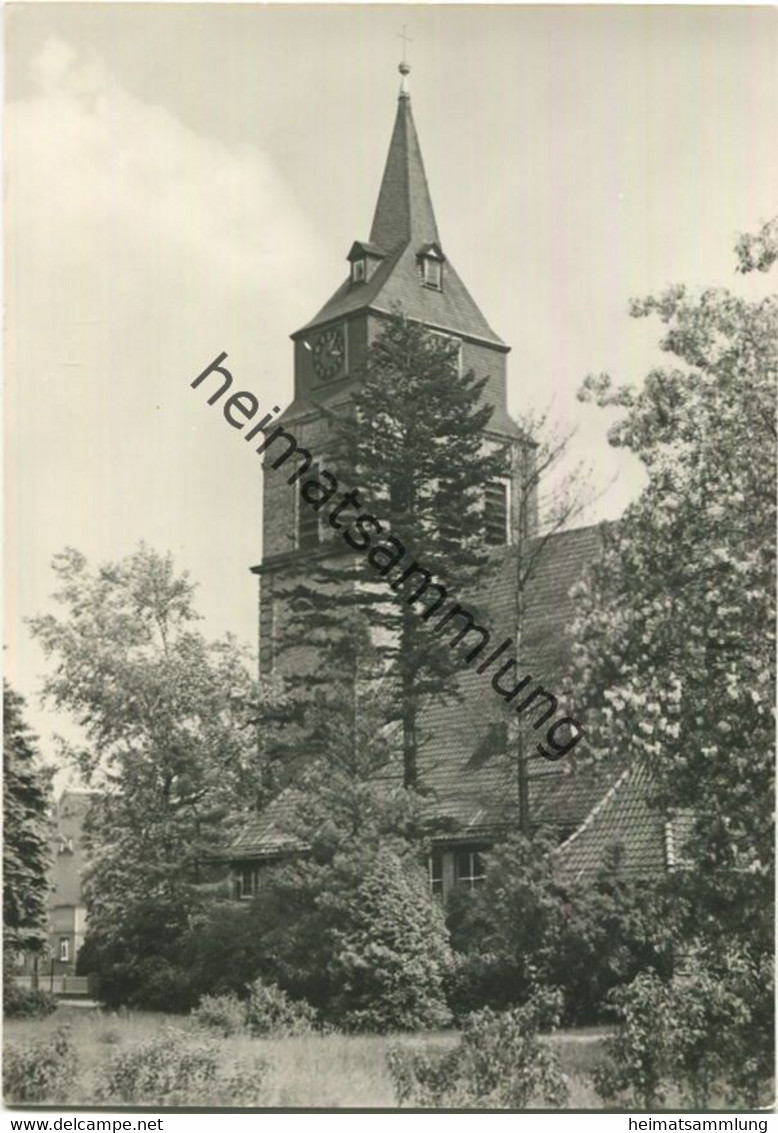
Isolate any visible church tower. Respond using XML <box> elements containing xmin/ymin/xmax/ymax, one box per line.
<box><xmin>254</xmin><ymin>64</ymin><xmax>532</xmax><ymax>679</ymax></box>
<box><xmin>231</xmin><ymin>65</ymin><xmax>611</xmax><ymax>900</ymax></box>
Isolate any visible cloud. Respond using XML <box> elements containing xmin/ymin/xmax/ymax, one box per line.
<box><xmin>7</xmin><ymin>37</ymin><xmax>323</xmax><ymax>366</ymax></box>
<box><xmin>5</xmin><ymin>38</ymin><xmax>326</xmax><ymax>736</ymax></box>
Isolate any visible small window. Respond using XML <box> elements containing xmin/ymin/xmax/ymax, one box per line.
<box><xmin>236</xmin><ymin>866</ymin><xmax>258</xmax><ymax>901</ymax></box>
<box><xmin>59</xmin><ymin>937</ymin><xmax>70</xmax><ymax>963</ymax></box>
<box><xmin>429</xmin><ymin>852</ymin><xmax>443</xmax><ymax>897</ymax></box>
<box><xmin>351</xmin><ymin>259</ymin><xmax>366</xmax><ymax>285</ymax></box>
<box><xmin>298</xmin><ymin>462</ymin><xmax>321</xmax><ymax>550</ymax></box>
<box><xmin>488</xmin><ymin>721</ymin><xmax>508</xmax><ymax>753</ymax></box>
<box><xmin>456</xmin><ymin>848</ymin><xmax>486</xmax><ymax>890</ymax></box>
<box><xmin>485</xmin><ymin>481</ymin><xmax>508</xmax><ymax>546</ymax></box>
<box><xmin>298</xmin><ymin>458</ymin><xmax>338</xmax><ymax>548</ymax></box>
<box><xmin>422</xmin><ymin>257</ymin><xmax>442</xmax><ymax>289</ymax></box>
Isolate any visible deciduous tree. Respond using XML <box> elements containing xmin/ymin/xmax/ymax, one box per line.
<box><xmin>570</xmin><ymin>222</ymin><xmax>777</xmax><ymax>955</ymax></box>
<box><xmin>28</xmin><ymin>545</ymin><xmax>267</xmax><ymax>1006</ymax></box>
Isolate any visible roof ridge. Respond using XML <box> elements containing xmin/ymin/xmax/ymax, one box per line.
<box><xmin>553</xmin><ymin>765</ymin><xmax>631</xmax><ymax>860</ymax></box>
<box><xmin>535</xmin><ymin>520</ymin><xmax>612</xmax><ymax>541</ymax></box>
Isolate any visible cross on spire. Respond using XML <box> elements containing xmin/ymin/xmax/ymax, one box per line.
<box><xmin>398</xmin><ymin>25</ymin><xmax>412</xmax><ymax>64</ymax></box>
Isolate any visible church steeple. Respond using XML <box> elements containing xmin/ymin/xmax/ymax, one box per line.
<box><xmin>294</xmin><ymin>64</ymin><xmax>509</xmax><ymax>362</ymax></box>
<box><xmin>369</xmin><ymin>64</ymin><xmax>440</xmax><ymax>253</ymax></box>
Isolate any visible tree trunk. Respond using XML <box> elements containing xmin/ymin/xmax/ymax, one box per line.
<box><xmin>402</xmin><ymin>667</ymin><xmax>417</xmax><ymax>789</ymax></box>
<box><xmin>518</xmin><ymin>724</ymin><xmax>530</xmax><ymax>833</ymax></box>
<box><xmin>401</xmin><ymin>612</ymin><xmax>418</xmax><ymax>788</ymax></box>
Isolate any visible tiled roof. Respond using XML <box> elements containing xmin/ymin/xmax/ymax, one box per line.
<box><xmin>226</xmin><ymin>788</ymin><xmax>308</xmax><ymax>861</ymax></box>
<box><xmin>411</xmin><ymin>523</ymin><xmax>612</xmax><ymax>843</ymax></box>
<box><xmin>552</xmin><ymin>762</ymin><xmax>691</xmax><ymax>883</ymax></box>
<box><xmin>229</xmin><ymin>523</ymin><xmax>617</xmax><ymax>862</ymax></box>
<box><xmin>295</xmin><ymin>94</ymin><xmax>505</xmax><ymax>348</ymax></box>
<box><xmin>225</xmin><ymin>769</ymin><xmax>409</xmax><ymax>862</ymax></box>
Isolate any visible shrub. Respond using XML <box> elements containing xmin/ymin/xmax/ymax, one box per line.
<box><xmin>720</xmin><ymin>950</ymin><xmax>775</xmax><ymax>1108</ymax></box>
<box><xmin>245</xmin><ymin>978</ymin><xmax>317</xmax><ymax>1037</ymax></box>
<box><xmin>3</xmin><ymin>1027</ymin><xmax>78</xmax><ymax>1104</ymax></box>
<box><xmin>2</xmin><ymin>983</ymin><xmax>58</xmax><ymax>1020</ymax></box>
<box><xmin>594</xmin><ymin>955</ymin><xmax>774</xmax><ymax>1109</ymax></box>
<box><xmin>541</xmin><ymin>851</ymin><xmax>676</xmax><ymax>1025</ymax></box>
<box><xmin>448</xmin><ymin>836</ymin><xmax>676</xmax><ymax>1025</ymax></box>
<box><xmin>178</xmin><ymin>900</ymin><xmax>267</xmax><ymax>1001</ymax></box>
<box><xmin>387</xmin><ymin>987</ymin><xmax>568</xmax><ymax>1108</ymax></box>
<box><xmin>443</xmin><ymin>949</ymin><xmax>515</xmax><ymax>1023</ymax></box>
<box><xmin>76</xmin><ymin>903</ymin><xmax>197</xmax><ymax>1012</ymax></box>
<box><xmin>191</xmin><ymin>992</ymin><xmax>247</xmax><ymax>1037</ymax></box>
<box><xmin>97</xmin><ymin>1026</ymin><xmax>270</xmax><ymax>1106</ymax></box>
<box><xmin>326</xmin><ymin>848</ymin><xmax>452</xmax><ymax>1032</ymax></box>
<box><xmin>222</xmin><ymin>845</ymin><xmax>452</xmax><ymax>1032</ymax></box>
<box><xmin>593</xmin><ymin>971</ymin><xmax>672</xmax><ymax>1109</ymax></box>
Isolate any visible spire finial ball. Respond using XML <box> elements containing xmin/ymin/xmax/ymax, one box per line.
<box><xmin>399</xmin><ymin>61</ymin><xmax>411</xmax><ymax>76</ymax></box>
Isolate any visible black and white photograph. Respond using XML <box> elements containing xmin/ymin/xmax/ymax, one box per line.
<box><xmin>3</xmin><ymin>2</ymin><xmax>776</xmax><ymax>1117</ymax></box>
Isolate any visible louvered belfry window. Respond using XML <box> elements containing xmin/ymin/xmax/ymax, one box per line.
<box><xmin>485</xmin><ymin>480</ymin><xmax>508</xmax><ymax>546</ymax></box>
<box><xmin>298</xmin><ymin>461</ymin><xmax>321</xmax><ymax>550</ymax></box>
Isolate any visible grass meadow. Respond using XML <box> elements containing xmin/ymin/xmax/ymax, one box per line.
<box><xmin>4</xmin><ymin>1006</ymin><xmax>608</xmax><ymax>1108</ymax></box>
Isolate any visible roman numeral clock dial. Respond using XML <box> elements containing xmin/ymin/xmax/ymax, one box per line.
<box><xmin>312</xmin><ymin>325</ymin><xmax>346</xmax><ymax>382</ymax></box>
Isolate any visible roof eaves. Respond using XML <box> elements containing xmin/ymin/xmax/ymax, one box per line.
<box><xmin>367</xmin><ymin>305</ymin><xmax>509</xmax><ymax>352</ymax></box>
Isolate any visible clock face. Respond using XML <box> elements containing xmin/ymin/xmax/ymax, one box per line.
<box><xmin>312</xmin><ymin>326</ymin><xmax>346</xmax><ymax>382</ymax></box>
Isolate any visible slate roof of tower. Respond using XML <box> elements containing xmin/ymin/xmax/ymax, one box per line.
<box><xmin>295</xmin><ymin>86</ymin><xmax>506</xmax><ymax>349</ymax></box>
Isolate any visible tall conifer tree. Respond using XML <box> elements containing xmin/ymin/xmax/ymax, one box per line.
<box><xmin>271</xmin><ymin>312</ymin><xmax>507</xmax><ymax>791</ymax></box>
<box><xmin>3</xmin><ymin>682</ymin><xmax>52</xmax><ymax>958</ymax></box>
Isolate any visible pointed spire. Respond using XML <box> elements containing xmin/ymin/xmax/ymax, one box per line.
<box><xmin>368</xmin><ymin>64</ymin><xmax>440</xmax><ymax>253</ymax></box>
<box><xmin>297</xmin><ymin>62</ymin><xmax>507</xmax><ymax>356</ymax></box>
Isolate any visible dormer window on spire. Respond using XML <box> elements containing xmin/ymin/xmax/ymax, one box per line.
<box><xmin>347</xmin><ymin>241</ymin><xmax>385</xmax><ymax>288</ymax></box>
<box><xmin>418</xmin><ymin>242</ymin><xmax>445</xmax><ymax>291</ymax></box>
<box><xmin>423</xmin><ymin>258</ymin><xmax>442</xmax><ymax>289</ymax></box>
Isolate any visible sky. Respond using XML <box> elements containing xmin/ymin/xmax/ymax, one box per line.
<box><xmin>4</xmin><ymin>3</ymin><xmax>777</xmax><ymax>770</ymax></box>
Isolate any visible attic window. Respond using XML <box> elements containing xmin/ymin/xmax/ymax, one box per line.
<box><xmin>422</xmin><ymin>257</ymin><xmax>442</xmax><ymax>290</ymax></box>
<box><xmin>347</xmin><ymin>241</ymin><xmax>385</xmax><ymax>287</ymax></box>
<box><xmin>418</xmin><ymin>243</ymin><xmax>445</xmax><ymax>290</ymax></box>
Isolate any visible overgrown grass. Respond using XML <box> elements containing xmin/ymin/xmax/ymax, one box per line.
<box><xmin>4</xmin><ymin>1007</ymin><xmax>609</xmax><ymax>1108</ymax></box>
